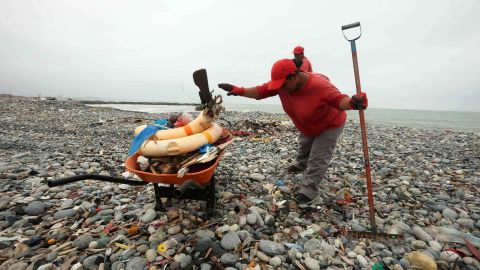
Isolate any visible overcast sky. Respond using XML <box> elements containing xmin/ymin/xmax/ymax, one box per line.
<box><xmin>1</xmin><ymin>0</ymin><xmax>479</xmax><ymax>111</ymax></box>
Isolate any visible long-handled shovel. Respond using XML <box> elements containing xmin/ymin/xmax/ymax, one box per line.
<box><xmin>341</xmin><ymin>22</ymin><xmax>377</xmax><ymax>233</ymax></box>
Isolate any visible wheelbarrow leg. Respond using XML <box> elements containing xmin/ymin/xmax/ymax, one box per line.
<box><xmin>165</xmin><ymin>184</ymin><xmax>174</xmax><ymax>207</ymax></box>
<box><xmin>153</xmin><ymin>183</ymin><xmax>165</xmax><ymax>211</ymax></box>
<box><xmin>206</xmin><ymin>175</ymin><xmax>216</xmax><ymax>217</ymax></box>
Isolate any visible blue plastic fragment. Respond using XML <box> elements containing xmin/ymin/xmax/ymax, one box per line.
<box><xmin>199</xmin><ymin>144</ymin><xmax>213</xmax><ymax>154</ymax></box>
<box><xmin>128</xmin><ymin>125</ymin><xmax>161</xmax><ymax>156</ymax></box>
<box><xmin>276</xmin><ymin>180</ymin><xmax>284</xmax><ymax>186</ymax></box>
<box><xmin>154</xmin><ymin>119</ymin><xmax>172</xmax><ymax>129</ymax></box>
<box><xmin>323</xmin><ymin>227</ymin><xmax>335</xmax><ymax>236</ymax></box>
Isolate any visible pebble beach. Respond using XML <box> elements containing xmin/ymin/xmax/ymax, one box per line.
<box><xmin>1</xmin><ymin>94</ymin><xmax>479</xmax><ymax>270</ymax></box>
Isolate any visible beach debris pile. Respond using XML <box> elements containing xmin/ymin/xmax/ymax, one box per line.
<box><xmin>135</xmin><ymin>139</ymin><xmax>233</xmax><ymax>178</ymax></box>
<box><xmin>129</xmin><ymin>93</ymin><xmax>231</xmax><ymax>177</ymax></box>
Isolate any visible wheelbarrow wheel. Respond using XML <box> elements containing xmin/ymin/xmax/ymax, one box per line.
<box><xmin>206</xmin><ymin>175</ymin><xmax>216</xmax><ymax>217</ymax></box>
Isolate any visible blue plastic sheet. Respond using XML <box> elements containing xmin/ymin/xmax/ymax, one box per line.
<box><xmin>128</xmin><ymin>125</ymin><xmax>161</xmax><ymax>156</ymax></box>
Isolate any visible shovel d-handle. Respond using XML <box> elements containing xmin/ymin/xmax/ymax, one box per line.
<box><xmin>341</xmin><ymin>22</ymin><xmax>360</xmax><ymax>30</ymax></box>
<box><xmin>47</xmin><ymin>174</ymin><xmax>148</xmax><ymax>187</ymax></box>
<box><xmin>341</xmin><ymin>22</ymin><xmax>362</xmax><ymax>41</ymax></box>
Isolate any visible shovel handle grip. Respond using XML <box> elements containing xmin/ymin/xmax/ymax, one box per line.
<box><xmin>341</xmin><ymin>22</ymin><xmax>360</xmax><ymax>30</ymax></box>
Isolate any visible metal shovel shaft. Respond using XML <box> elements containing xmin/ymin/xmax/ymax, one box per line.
<box><xmin>349</xmin><ymin>40</ymin><xmax>377</xmax><ymax>233</ymax></box>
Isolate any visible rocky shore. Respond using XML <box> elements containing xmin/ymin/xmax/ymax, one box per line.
<box><xmin>0</xmin><ymin>94</ymin><xmax>479</xmax><ymax>270</ymax></box>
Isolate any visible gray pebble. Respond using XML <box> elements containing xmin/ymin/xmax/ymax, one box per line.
<box><xmin>125</xmin><ymin>257</ymin><xmax>148</xmax><ymax>270</ymax></box>
<box><xmin>54</xmin><ymin>208</ymin><xmax>77</xmax><ymax>219</ymax></box>
<box><xmin>220</xmin><ymin>253</ymin><xmax>238</xmax><ymax>265</ymax></box>
<box><xmin>221</xmin><ymin>232</ymin><xmax>241</xmax><ymax>251</ymax></box>
<box><xmin>24</xmin><ymin>201</ymin><xmax>46</xmax><ymax>215</ymax></box>
<box><xmin>73</xmin><ymin>235</ymin><xmax>94</xmax><ymax>250</ymax></box>
<box><xmin>259</xmin><ymin>240</ymin><xmax>285</xmax><ymax>255</ymax></box>
<box><xmin>140</xmin><ymin>208</ymin><xmax>156</xmax><ymax>223</ymax></box>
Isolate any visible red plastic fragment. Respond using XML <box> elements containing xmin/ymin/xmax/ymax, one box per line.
<box><xmin>445</xmin><ymin>247</ymin><xmax>466</xmax><ymax>258</ymax></box>
<box><xmin>464</xmin><ymin>238</ymin><xmax>480</xmax><ymax>260</ymax></box>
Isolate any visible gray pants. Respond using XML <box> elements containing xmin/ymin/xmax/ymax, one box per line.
<box><xmin>292</xmin><ymin>125</ymin><xmax>344</xmax><ymax>199</ymax></box>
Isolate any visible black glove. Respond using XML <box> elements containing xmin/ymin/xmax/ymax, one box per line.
<box><xmin>349</xmin><ymin>92</ymin><xmax>368</xmax><ymax>110</ymax></box>
<box><xmin>218</xmin><ymin>83</ymin><xmax>244</xmax><ymax>96</ymax></box>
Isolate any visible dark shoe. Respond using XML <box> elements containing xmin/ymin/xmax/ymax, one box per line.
<box><xmin>287</xmin><ymin>164</ymin><xmax>305</xmax><ymax>173</ymax></box>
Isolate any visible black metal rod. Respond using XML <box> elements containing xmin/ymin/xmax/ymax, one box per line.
<box><xmin>47</xmin><ymin>174</ymin><xmax>148</xmax><ymax>187</ymax></box>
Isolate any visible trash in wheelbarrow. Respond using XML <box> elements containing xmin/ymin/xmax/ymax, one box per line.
<box><xmin>133</xmin><ymin>139</ymin><xmax>232</xmax><ymax>178</ymax></box>
<box><xmin>124</xmin><ymin>141</ymin><xmax>229</xmax><ymax>186</ymax></box>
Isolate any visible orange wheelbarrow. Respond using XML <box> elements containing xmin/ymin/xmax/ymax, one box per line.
<box><xmin>47</xmin><ymin>151</ymin><xmax>225</xmax><ymax>217</ymax></box>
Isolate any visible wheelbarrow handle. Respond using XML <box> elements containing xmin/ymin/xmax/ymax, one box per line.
<box><xmin>47</xmin><ymin>174</ymin><xmax>148</xmax><ymax>187</ymax></box>
<box><xmin>341</xmin><ymin>22</ymin><xmax>360</xmax><ymax>30</ymax></box>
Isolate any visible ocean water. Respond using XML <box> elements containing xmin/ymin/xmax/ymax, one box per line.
<box><xmin>89</xmin><ymin>103</ymin><xmax>480</xmax><ymax>133</ymax></box>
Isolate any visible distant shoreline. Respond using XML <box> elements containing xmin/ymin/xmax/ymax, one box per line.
<box><xmin>79</xmin><ymin>100</ymin><xmax>198</xmax><ymax>106</ymax></box>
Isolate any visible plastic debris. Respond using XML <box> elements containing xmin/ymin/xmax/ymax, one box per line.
<box><xmin>372</xmin><ymin>262</ymin><xmax>385</xmax><ymax>270</ymax></box>
<box><xmin>464</xmin><ymin>238</ymin><xmax>480</xmax><ymax>260</ymax></box>
<box><xmin>114</xmin><ymin>242</ymin><xmax>130</xmax><ymax>250</ymax></box>
<box><xmin>284</xmin><ymin>243</ymin><xmax>304</xmax><ymax>252</ymax></box>
<box><xmin>300</xmin><ymin>228</ymin><xmax>315</xmax><ymax>237</ymax></box>
<box><xmin>177</xmin><ymin>140</ymin><xmax>232</xmax><ymax>178</ymax></box>
<box><xmin>136</xmin><ymin>156</ymin><xmax>149</xmax><ymax>171</ymax></box>
<box><xmin>199</xmin><ymin>144</ymin><xmax>213</xmax><ymax>154</ymax></box>
<box><xmin>249</xmin><ymin>198</ymin><xmax>264</xmax><ymax>205</ymax></box>
<box><xmin>157</xmin><ymin>243</ymin><xmax>167</xmax><ymax>253</ymax></box>
<box><xmin>128</xmin><ymin>125</ymin><xmax>161</xmax><ymax>155</ymax></box>
<box><xmin>127</xmin><ymin>225</ymin><xmax>140</xmax><ymax>236</ymax></box>
<box><xmin>99</xmin><ymin>221</ymin><xmax>114</xmax><ymax>238</ymax></box>
<box><xmin>154</xmin><ymin>119</ymin><xmax>171</xmax><ymax>129</ymax></box>
<box><xmin>173</xmin><ymin>112</ymin><xmax>193</xmax><ymax>127</ymax></box>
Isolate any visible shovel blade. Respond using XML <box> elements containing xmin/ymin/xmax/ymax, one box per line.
<box><xmin>193</xmin><ymin>69</ymin><xmax>212</xmax><ymax>105</ymax></box>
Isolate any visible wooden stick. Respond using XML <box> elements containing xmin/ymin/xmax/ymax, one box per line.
<box><xmin>149</xmin><ymin>165</ymin><xmax>158</xmax><ymax>174</ymax></box>
<box><xmin>187</xmin><ymin>222</ymin><xmax>218</xmax><ymax>234</ymax></box>
<box><xmin>176</xmin><ymin>244</ymin><xmax>186</xmax><ymax>254</ymax></box>
<box><xmin>59</xmin><ymin>247</ymin><xmax>78</xmax><ymax>256</ymax></box>
<box><xmin>204</xmin><ymin>247</ymin><xmax>212</xmax><ymax>259</ymax></box>
<box><xmin>180</xmin><ymin>153</ymin><xmax>201</xmax><ymax>166</ymax></box>
<box><xmin>235</xmin><ymin>239</ymin><xmax>251</xmax><ymax>254</ymax></box>
<box><xmin>59</xmin><ymin>256</ymin><xmax>78</xmax><ymax>270</ymax></box>
<box><xmin>159</xmin><ymin>252</ymin><xmax>172</xmax><ymax>260</ymax></box>
<box><xmin>52</xmin><ymin>241</ymin><xmax>72</xmax><ymax>253</ymax></box>
<box><xmin>250</xmin><ymin>241</ymin><xmax>259</xmax><ymax>260</ymax></box>
<box><xmin>294</xmin><ymin>260</ymin><xmax>307</xmax><ymax>270</ymax></box>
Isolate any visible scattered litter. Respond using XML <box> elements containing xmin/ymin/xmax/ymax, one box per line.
<box><xmin>114</xmin><ymin>242</ymin><xmax>130</xmax><ymax>250</ymax></box>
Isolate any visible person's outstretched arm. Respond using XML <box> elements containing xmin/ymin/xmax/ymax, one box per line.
<box><xmin>218</xmin><ymin>84</ymin><xmax>259</xmax><ymax>99</ymax></box>
<box><xmin>218</xmin><ymin>82</ymin><xmax>278</xmax><ymax>100</ymax></box>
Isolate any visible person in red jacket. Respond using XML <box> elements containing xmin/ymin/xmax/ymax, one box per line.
<box><xmin>218</xmin><ymin>58</ymin><xmax>368</xmax><ymax>204</ymax></box>
<box><xmin>293</xmin><ymin>46</ymin><xmax>313</xmax><ymax>72</ymax></box>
